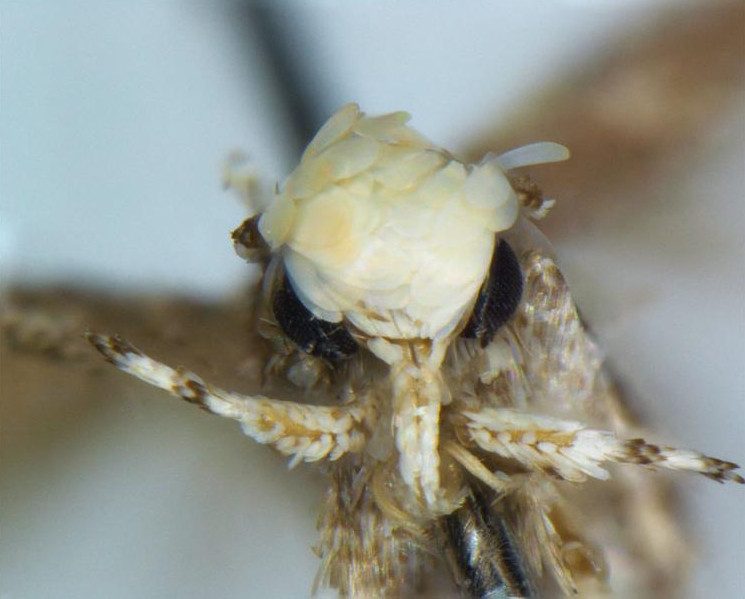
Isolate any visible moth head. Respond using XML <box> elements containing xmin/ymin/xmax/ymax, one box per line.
<box><xmin>233</xmin><ymin>104</ymin><xmax>568</xmax><ymax>363</ymax></box>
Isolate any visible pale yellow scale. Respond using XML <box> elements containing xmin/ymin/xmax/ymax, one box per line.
<box><xmin>260</xmin><ymin>103</ymin><xmax>522</xmax><ymax>342</ymax></box>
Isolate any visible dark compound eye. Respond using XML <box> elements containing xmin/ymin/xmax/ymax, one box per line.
<box><xmin>272</xmin><ymin>274</ymin><xmax>358</xmax><ymax>361</ymax></box>
<box><xmin>461</xmin><ymin>239</ymin><xmax>523</xmax><ymax>347</ymax></box>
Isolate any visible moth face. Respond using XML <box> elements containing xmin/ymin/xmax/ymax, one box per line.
<box><xmin>232</xmin><ymin>104</ymin><xmax>568</xmax><ymax>363</ymax></box>
<box><xmin>249</xmin><ymin>104</ymin><xmax>524</xmax><ymax>357</ymax></box>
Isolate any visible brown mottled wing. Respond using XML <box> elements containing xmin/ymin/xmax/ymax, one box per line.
<box><xmin>501</xmin><ymin>250</ymin><xmax>692</xmax><ymax>597</ymax></box>
<box><xmin>1</xmin><ymin>288</ymin><xmax>265</xmax><ymax>450</ymax></box>
<box><xmin>313</xmin><ymin>461</ymin><xmax>431</xmax><ymax>598</ymax></box>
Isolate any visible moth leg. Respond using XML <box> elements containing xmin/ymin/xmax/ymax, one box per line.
<box><xmin>87</xmin><ymin>333</ymin><xmax>370</xmax><ymax>466</ymax></box>
<box><xmin>313</xmin><ymin>463</ymin><xmax>425</xmax><ymax>599</ymax></box>
<box><xmin>444</xmin><ymin>441</ymin><xmax>517</xmax><ymax>494</ymax></box>
<box><xmin>456</xmin><ymin>407</ymin><xmax>744</xmax><ymax>484</ymax></box>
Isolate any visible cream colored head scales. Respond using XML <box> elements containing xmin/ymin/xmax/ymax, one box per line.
<box><xmin>256</xmin><ymin>105</ymin><xmax>571</xmax><ymax>511</ymax></box>
<box><xmin>259</xmin><ymin>103</ymin><xmax>530</xmax><ymax>344</ymax></box>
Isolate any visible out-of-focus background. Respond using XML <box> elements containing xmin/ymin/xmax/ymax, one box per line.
<box><xmin>1</xmin><ymin>1</ymin><xmax>743</xmax><ymax>598</ymax></box>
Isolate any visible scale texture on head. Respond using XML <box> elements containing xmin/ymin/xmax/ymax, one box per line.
<box><xmin>259</xmin><ymin>103</ymin><xmax>520</xmax><ymax>341</ymax></box>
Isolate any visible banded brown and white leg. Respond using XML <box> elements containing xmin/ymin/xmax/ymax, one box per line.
<box><xmin>454</xmin><ymin>407</ymin><xmax>744</xmax><ymax>485</ymax></box>
<box><xmin>87</xmin><ymin>333</ymin><xmax>371</xmax><ymax>467</ymax></box>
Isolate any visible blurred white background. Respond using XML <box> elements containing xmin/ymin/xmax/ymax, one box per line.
<box><xmin>1</xmin><ymin>1</ymin><xmax>743</xmax><ymax>598</ymax></box>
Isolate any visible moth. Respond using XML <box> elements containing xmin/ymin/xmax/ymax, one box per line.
<box><xmin>88</xmin><ymin>104</ymin><xmax>742</xmax><ymax>598</ymax></box>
